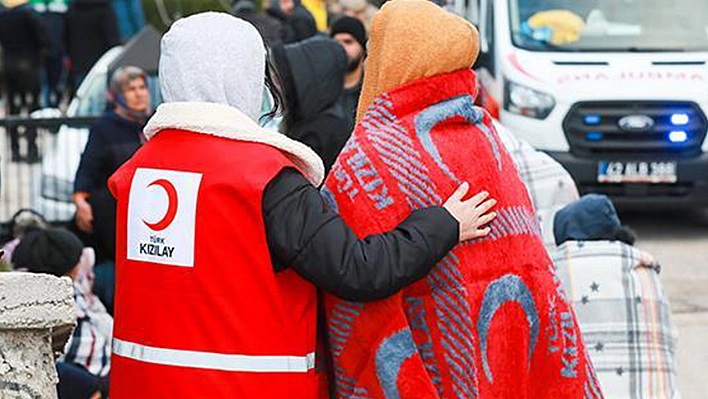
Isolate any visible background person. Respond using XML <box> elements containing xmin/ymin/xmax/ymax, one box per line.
<box><xmin>272</xmin><ymin>36</ymin><xmax>350</xmax><ymax>176</ymax></box>
<box><xmin>265</xmin><ymin>0</ymin><xmax>318</xmax><ymax>44</ymax></box>
<box><xmin>552</xmin><ymin>194</ymin><xmax>680</xmax><ymax>399</ymax></box>
<box><xmin>73</xmin><ymin>66</ymin><xmax>151</xmax><ymax>313</ymax></box>
<box><xmin>63</xmin><ymin>0</ymin><xmax>120</xmax><ymax>90</ymax></box>
<box><xmin>31</xmin><ymin>0</ymin><xmax>69</xmax><ymax>107</ymax></box>
<box><xmin>0</xmin><ymin>0</ymin><xmax>47</xmax><ymax>163</ymax></box>
<box><xmin>232</xmin><ymin>0</ymin><xmax>284</xmax><ymax>46</ymax></box>
<box><xmin>110</xmin><ymin>0</ymin><xmax>145</xmax><ymax>41</ymax></box>
<box><xmin>330</xmin><ymin>15</ymin><xmax>366</xmax><ymax>133</ymax></box>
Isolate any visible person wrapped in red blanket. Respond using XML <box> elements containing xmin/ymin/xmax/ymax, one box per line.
<box><xmin>321</xmin><ymin>1</ymin><xmax>604</xmax><ymax>398</ymax></box>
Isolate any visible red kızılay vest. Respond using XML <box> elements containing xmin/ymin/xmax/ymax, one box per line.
<box><xmin>322</xmin><ymin>69</ymin><xmax>603</xmax><ymax>399</ymax></box>
<box><xmin>108</xmin><ymin>128</ymin><xmax>318</xmax><ymax>398</ymax></box>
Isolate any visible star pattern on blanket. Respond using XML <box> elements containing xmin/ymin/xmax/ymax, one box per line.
<box><xmin>581</xmin><ymin>295</ymin><xmax>590</xmax><ymax>305</ymax></box>
<box><xmin>590</xmin><ymin>282</ymin><xmax>600</xmax><ymax>292</ymax></box>
<box><xmin>595</xmin><ymin>342</ymin><xmax>604</xmax><ymax>352</ymax></box>
<box><xmin>616</xmin><ymin>367</ymin><xmax>625</xmax><ymax>376</ymax></box>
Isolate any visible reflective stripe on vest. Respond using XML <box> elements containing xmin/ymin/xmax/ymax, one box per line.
<box><xmin>113</xmin><ymin>338</ymin><xmax>316</xmax><ymax>373</ymax></box>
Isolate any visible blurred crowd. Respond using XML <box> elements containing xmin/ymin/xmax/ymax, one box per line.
<box><xmin>0</xmin><ymin>0</ymin><xmax>144</xmax><ymax>162</ymax></box>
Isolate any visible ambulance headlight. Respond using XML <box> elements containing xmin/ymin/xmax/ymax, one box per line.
<box><xmin>504</xmin><ymin>80</ymin><xmax>556</xmax><ymax>120</ymax></box>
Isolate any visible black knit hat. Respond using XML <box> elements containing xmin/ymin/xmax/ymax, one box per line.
<box><xmin>330</xmin><ymin>16</ymin><xmax>367</xmax><ymax>50</ymax></box>
<box><xmin>12</xmin><ymin>227</ymin><xmax>84</xmax><ymax>277</ymax></box>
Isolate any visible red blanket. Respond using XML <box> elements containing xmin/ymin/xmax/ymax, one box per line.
<box><xmin>322</xmin><ymin>69</ymin><xmax>603</xmax><ymax>399</ymax></box>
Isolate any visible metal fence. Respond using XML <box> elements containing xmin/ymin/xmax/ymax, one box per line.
<box><xmin>0</xmin><ymin>116</ymin><xmax>98</xmax><ymax>236</ymax></box>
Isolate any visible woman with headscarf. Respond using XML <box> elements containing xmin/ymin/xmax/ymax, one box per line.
<box><xmin>73</xmin><ymin>65</ymin><xmax>152</xmax><ymax>313</ymax></box>
<box><xmin>322</xmin><ymin>1</ymin><xmax>603</xmax><ymax>398</ymax></box>
<box><xmin>107</xmin><ymin>12</ymin><xmax>496</xmax><ymax>398</ymax></box>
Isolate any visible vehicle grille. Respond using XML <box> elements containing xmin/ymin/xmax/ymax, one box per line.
<box><xmin>563</xmin><ymin>101</ymin><xmax>707</xmax><ymax>157</ymax></box>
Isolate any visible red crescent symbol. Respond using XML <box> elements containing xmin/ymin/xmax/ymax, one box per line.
<box><xmin>143</xmin><ymin>179</ymin><xmax>178</xmax><ymax>231</ymax></box>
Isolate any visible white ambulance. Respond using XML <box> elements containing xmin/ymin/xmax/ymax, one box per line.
<box><xmin>454</xmin><ymin>0</ymin><xmax>708</xmax><ymax>207</ymax></box>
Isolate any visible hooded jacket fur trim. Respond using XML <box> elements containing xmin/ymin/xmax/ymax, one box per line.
<box><xmin>144</xmin><ymin>101</ymin><xmax>325</xmax><ymax>186</ymax></box>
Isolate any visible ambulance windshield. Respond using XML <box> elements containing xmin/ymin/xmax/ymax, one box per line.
<box><xmin>509</xmin><ymin>0</ymin><xmax>708</xmax><ymax>52</ymax></box>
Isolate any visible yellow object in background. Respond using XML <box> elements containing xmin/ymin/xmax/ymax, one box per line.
<box><xmin>2</xmin><ymin>0</ymin><xmax>29</xmax><ymax>7</ymax></box>
<box><xmin>528</xmin><ymin>10</ymin><xmax>586</xmax><ymax>45</ymax></box>
<box><xmin>302</xmin><ymin>0</ymin><xmax>328</xmax><ymax>31</ymax></box>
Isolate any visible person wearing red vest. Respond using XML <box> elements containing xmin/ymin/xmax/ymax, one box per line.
<box><xmin>107</xmin><ymin>12</ymin><xmax>497</xmax><ymax>398</ymax></box>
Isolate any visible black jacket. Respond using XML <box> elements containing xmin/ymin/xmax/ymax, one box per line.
<box><xmin>340</xmin><ymin>76</ymin><xmax>363</xmax><ymax>134</ymax></box>
<box><xmin>263</xmin><ymin>168</ymin><xmax>458</xmax><ymax>302</ymax></box>
<box><xmin>74</xmin><ymin>110</ymin><xmax>144</xmax><ymax>261</ymax></box>
<box><xmin>274</xmin><ymin>37</ymin><xmax>350</xmax><ymax>176</ymax></box>
<box><xmin>266</xmin><ymin>3</ymin><xmax>317</xmax><ymax>45</ymax></box>
<box><xmin>232</xmin><ymin>0</ymin><xmax>284</xmax><ymax>47</ymax></box>
<box><xmin>0</xmin><ymin>4</ymin><xmax>48</xmax><ymax>91</ymax></box>
<box><xmin>64</xmin><ymin>0</ymin><xmax>120</xmax><ymax>77</ymax></box>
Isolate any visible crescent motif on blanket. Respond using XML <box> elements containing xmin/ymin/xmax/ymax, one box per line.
<box><xmin>375</xmin><ymin>329</ymin><xmax>419</xmax><ymax>399</ymax></box>
<box><xmin>477</xmin><ymin>274</ymin><xmax>540</xmax><ymax>383</ymax></box>
<box><xmin>414</xmin><ymin>95</ymin><xmax>504</xmax><ymax>182</ymax></box>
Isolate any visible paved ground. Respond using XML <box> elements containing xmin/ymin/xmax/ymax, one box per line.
<box><xmin>622</xmin><ymin>208</ymin><xmax>708</xmax><ymax>399</ymax></box>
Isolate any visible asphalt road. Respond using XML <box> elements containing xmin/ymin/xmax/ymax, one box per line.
<box><xmin>621</xmin><ymin>208</ymin><xmax>708</xmax><ymax>399</ymax></box>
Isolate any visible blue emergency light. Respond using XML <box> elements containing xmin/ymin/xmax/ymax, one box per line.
<box><xmin>583</xmin><ymin>115</ymin><xmax>601</xmax><ymax>125</ymax></box>
<box><xmin>668</xmin><ymin>130</ymin><xmax>688</xmax><ymax>143</ymax></box>
<box><xmin>586</xmin><ymin>131</ymin><xmax>604</xmax><ymax>141</ymax></box>
<box><xmin>671</xmin><ymin>113</ymin><xmax>690</xmax><ymax>126</ymax></box>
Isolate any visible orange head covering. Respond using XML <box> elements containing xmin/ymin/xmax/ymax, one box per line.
<box><xmin>356</xmin><ymin>0</ymin><xmax>480</xmax><ymax>122</ymax></box>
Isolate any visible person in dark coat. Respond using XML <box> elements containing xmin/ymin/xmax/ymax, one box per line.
<box><xmin>32</xmin><ymin>0</ymin><xmax>69</xmax><ymax>107</ymax></box>
<box><xmin>331</xmin><ymin>15</ymin><xmax>366</xmax><ymax>134</ymax></box>
<box><xmin>73</xmin><ymin>66</ymin><xmax>151</xmax><ymax>313</ymax></box>
<box><xmin>64</xmin><ymin>0</ymin><xmax>120</xmax><ymax>89</ymax></box>
<box><xmin>266</xmin><ymin>0</ymin><xmax>317</xmax><ymax>44</ymax></box>
<box><xmin>0</xmin><ymin>1</ymin><xmax>48</xmax><ymax>163</ymax></box>
<box><xmin>232</xmin><ymin>0</ymin><xmax>284</xmax><ymax>47</ymax></box>
<box><xmin>272</xmin><ymin>36</ymin><xmax>349</xmax><ymax>176</ymax></box>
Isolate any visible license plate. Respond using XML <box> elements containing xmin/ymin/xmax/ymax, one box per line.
<box><xmin>598</xmin><ymin>161</ymin><xmax>677</xmax><ymax>183</ymax></box>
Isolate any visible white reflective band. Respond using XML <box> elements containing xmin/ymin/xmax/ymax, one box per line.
<box><xmin>113</xmin><ymin>338</ymin><xmax>315</xmax><ymax>373</ymax></box>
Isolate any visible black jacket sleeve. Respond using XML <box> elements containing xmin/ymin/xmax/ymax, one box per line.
<box><xmin>263</xmin><ymin>168</ymin><xmax>458</xmax><ymax>302</ymax></box>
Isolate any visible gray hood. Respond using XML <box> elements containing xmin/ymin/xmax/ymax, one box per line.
<box><xmin>159</xmin><ymin>12</ymin><xmax>265</xmax><ymax>122</ymax></box>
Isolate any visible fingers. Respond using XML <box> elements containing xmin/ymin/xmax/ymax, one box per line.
<box><xmin>475</xmin><ymin>198</ymin><xmax>497</xmax><ymax>216</ymax></box>
<box><xmin>465</xmin><ymin>190</ymin><xmax>490</xmax><ymax>207</ymax></box>
<box><xmin>78</xmin><ymin>222</ymin><xmax>91</xmax><ymax>234</ymax></box>
<box><xmin>469</xmin><ymin>227</ymin><xmax>491</xmax><ymax>240</ymax></box>
<box><xmin>477</xmin><ymin>211</ymin><xmax>497</xmax><ymax>227</ymax></box>
<box><xmin>77</xmin><ymin>217</ymin><xmax>93</xmax><ymax>234</ymax></box>
<box><xmin>448</xmin><ymin>182</ymin><xmax>470</xmax><ymax>203</ymax></box>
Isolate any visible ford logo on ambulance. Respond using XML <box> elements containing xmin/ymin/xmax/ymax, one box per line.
<box><xmin>618</xmin><ymin>115</ymin><xmax>655</xmax><ymax>132</ymax></box>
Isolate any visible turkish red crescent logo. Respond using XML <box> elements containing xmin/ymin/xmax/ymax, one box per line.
<box><xmin>143</xmin><ymin>179</ymin><xmax>178</xmax><ymax>231</ymax></box>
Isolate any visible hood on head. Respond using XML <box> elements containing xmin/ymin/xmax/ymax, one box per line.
<box><xmin>357</xmin><ymin>0</ymin><xmax>480</xmax><ymax>122</ymax></box>
<box><xmin>275</xmin><ymin>36</ymin><xmax>347</xmax><ymax>122</ymax></box>
<box><xmin>553</xmin><ymin>194</ymin><xmax>622</xmax><ymax>245</ymax></box>
<box><xmin>159</xmin><ymin>12</ymin><xmax>266</xmax><ymax>122</ymax></box>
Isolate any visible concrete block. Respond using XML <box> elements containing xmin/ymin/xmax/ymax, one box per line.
<box><xmin>0</xmin><ymin>272</ymin><xmax>77</xmax><ymax>399</ymax></box>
